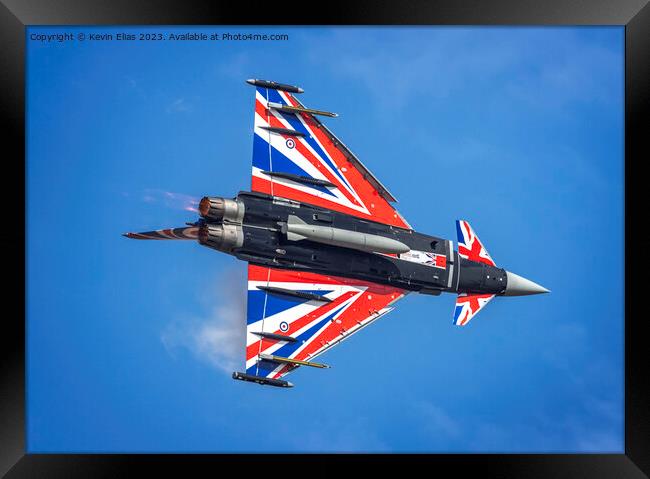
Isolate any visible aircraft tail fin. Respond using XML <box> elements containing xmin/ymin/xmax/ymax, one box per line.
<box><xmin>122</xmin><ymin>226</ymin><xmax>199</xmax><ymax>240</ymax></box>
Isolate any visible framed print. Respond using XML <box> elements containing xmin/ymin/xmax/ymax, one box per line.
<box><xmin>2</xmin><ymin>0</ymin><xmax>649</xmax><ymax>476</ymax></box>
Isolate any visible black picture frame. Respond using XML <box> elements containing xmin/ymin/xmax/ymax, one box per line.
<box><xmin>2</xmin><ymin>1</ymin><xmax>648</xmax><ymax>476</ymax></box>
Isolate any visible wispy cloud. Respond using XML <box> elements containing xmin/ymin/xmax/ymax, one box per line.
<box><xmin>304</xmin><ymin>28</ymin><xmax>621</xmax><ymax>113</ymax></box>
<box><xmin>166</xmin><ymin>97</ymin><xmax>192</xmax><ymax>113</ymax></box>
<box><xmin>161</xmin><ymin>267</ymin><xmax>247</xmax><ymax>374</ymax></box>
<box><xmin>413</xmin><ymin>400</ymin><xmax>462</xmax><ymax>440</ymax></box>
<box><xmin>407</xmin><ymin>371</ymin><xmax>622</xmax><ymax>452</ymax></box>
<box><xmin>465</xmin><ymin>414</ymin><xmax>623</xmax><ymax>453</ymax></box>
<box><xmin>137</xmin><ymin>188</ymin><xmax>199</xmax><ymax>213</ymax></box>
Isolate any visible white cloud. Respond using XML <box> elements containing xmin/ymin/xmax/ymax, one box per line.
<box><xmin>413</xmin><ymin>400</ymin><xmax>462</xmax><ymax>439</ymax></box>
<box><xmin>161</xmin><ymin>267</ymin><xmax>247</xmax><ymax>374</ymax></box>
<box><xmin>166</xmin><ymin>97</ymin><xmax>192</xmax><ymax>113</ymax></box>
<box><xmin>303</xmin><ymin>28</ymin><xmax>621</xmax><ymax>113</ymax></box>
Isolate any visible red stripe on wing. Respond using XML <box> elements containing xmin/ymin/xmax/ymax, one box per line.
<box><xmin>297</xmin><ymin>112</ymin><xmax>409</xmax><ymax>229</ymax></box>
<box><xmin>245</xmin><ymin>290</ymin><xmax>358</xmax><ymax>361</ymax></box>
<box><xmin>262</xmin><ymin>91</ymin><xmax>410</xmax><ymax>229</ymax></box>
<box><xmin>265</xmin><ymin>111</ymin><xmax>362</xmax><ymax>208</ymax></box>
<box><xmin>249</xmin><ymin>264</ymin><xmax>404</xmax><ymax>289</ymax></box>
<box><xmin>252</xmin><ymin>176</ymin><xmax>397</xmax><ymax>225</ymax></box>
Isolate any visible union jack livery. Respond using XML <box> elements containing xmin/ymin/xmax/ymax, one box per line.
<box><xmin>245</xmin><ymin>265</ymin><xmax>406</xmax><ymax>382</ymax></box>
<box><xmin>125</xmin><ymin>79</ymin><xmax>549</xmax><ymax>388</ymax></box>
<box><xmin>250</xmin><ymin>84</ymin><xmax>410</xmax><ymax>229</ymax></box>
<box><xmin>453</xmin><ymin>293</ymin><xmax>495</xmax><ymax>326</ymax></box>
<box><xmin>456</xmin><ymin>220</ymin><xmax>496</xmax><ymax>267</ymax></box>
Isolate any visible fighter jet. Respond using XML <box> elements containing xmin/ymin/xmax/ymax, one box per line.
<box><xmin>124</xmin><ymin>79</ymin><xmax>549</xmax><ymax>388</ymax></box>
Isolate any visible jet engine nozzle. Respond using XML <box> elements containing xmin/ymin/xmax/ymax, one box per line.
<box><xmin>198</xmin><ymin>223</ymin><xmax>244</xmax><ymax>252</ymax></box>
<box><xmin>198</xmin><ymin>197</ymin><xmax>245</xmax><ymax>223</ymax></box>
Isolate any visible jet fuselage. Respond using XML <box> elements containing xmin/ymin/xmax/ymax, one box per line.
<box><xmin>197</xmin><ymin>191</ymin><xmax>508</xmax><ymax>297</ymax></box>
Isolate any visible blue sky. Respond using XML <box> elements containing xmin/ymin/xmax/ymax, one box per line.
<box><xmin>26</xmin><ymin>26</ymin><xmax>624</xmax><ymax>452</ymax></box>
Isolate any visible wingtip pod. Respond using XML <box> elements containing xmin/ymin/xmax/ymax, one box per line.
<box><xmin>232</xmin><ymin>371</ymin><xmax>294</xmax><ymax>388</ymax></box>
<box><xmin>245</xmin><ymin>78</ymin><xmax>303</xmax><ymax>94</ymax></box>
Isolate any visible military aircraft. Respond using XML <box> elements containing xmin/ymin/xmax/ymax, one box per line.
<box><xmin>124</xmin><ymin>79</ymin><xmax>549</xmax><ymax>388</ymax></box>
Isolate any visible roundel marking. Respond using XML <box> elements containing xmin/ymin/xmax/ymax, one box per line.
<box><xmin>279</xmin><ymin>321</ymin><xmax>289</xmax><ymax>332</ymax></box>
<box><xmin>286</xmin><ymin>138</ymin><xmax>295</xmax><ymax>149</ymax></box>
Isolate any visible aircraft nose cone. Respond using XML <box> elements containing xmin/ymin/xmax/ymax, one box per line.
<box><xmin>504</xmin><ymin>271</ymin><xmax>550</xmax><ymax>296</ymax></box>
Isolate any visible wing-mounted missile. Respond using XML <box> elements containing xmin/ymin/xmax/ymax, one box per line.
<box><xmin>267</xmin><ymin>101</ymin><xmax>338</xmax><ymax>118</ymax></box>
<box><xmin>259</xmin><ymin>353</ymin><xmax>330</xmax><ymax>369</ymax></box>
<box><xmin>251</xmin><ymin>331</ymin><xmax>298</xmax><ymax>343</ymax></box>
<box><xmin>260</xmin><ymin>170</ymin><xmax>337</xmax><ymax>188</ymax></box>
<box><xmin>284</xmin><ymin>214</ymin><xmax>410</xmax><ymax>255</ymax></box>
<box><xmin>259</xmin><ymin>125</ymin><xmax>305</xmax><ymax>137</ymax></box>
<box><xmin>257</xmin><ymin>285</ymin><xmax>333</xmax><ymax>303</ymax></box>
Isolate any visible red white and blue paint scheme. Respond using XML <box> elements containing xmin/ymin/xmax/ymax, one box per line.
<box><xmin>245</xmin><ymin>265</ymin><xmax>405</xmax><ymax>381</ymax></box>
<box><xmin>125</xmin><ymin>79</ymin><xmax>549</xmax><ymax>388</ymax></box>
